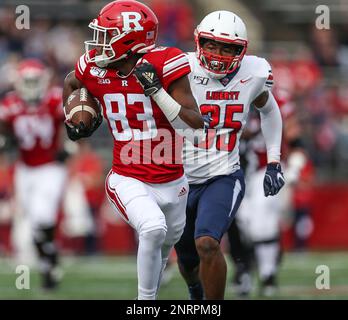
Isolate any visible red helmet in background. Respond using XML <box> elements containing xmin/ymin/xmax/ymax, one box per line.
<box><xmin>14</xmin><ymin>59</ymin><xmax>50</xmax><ymax>103</ymax></box>
<box><xmin>85</xmin><ymin>0</ymin><xmax>159</xmax><ymax>67</ymax></box>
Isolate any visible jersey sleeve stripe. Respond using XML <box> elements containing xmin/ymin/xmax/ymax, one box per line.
<box><xmin>163</xmin><ymin>56</ymin><xmax>189</xmax><ymax>74</ymax></box>
<box><xmin>164</xmin><ymin>53</ymin><xmax>186</xmax><ymax>65</ymax></box>
<box><xmin>163</xmin><ymin>62</ymin><xmax>190</xmax><ymax>78</ymax></box>
<box><xmin>77</xmin><ymin>61</ymin><xmax>83</xmax><ymax>76</ymax></box>
<box><xmin>78</xmin><ymin>54</ymin><xmax>87</xmax><ymax>74</ymax></box>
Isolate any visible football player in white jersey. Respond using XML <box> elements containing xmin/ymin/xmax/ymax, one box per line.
<box><xmin>174</xmin><ymin>11</ymin><xmax>285</xmax><ymax>299</ymax></box>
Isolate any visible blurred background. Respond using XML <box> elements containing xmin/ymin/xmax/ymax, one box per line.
<box><xmin>0</xmin><ymin>0</ymin><xmax>348</xmax><ymax>299</ymax></box>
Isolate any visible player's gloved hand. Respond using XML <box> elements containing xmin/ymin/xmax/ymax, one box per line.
<box><xmin>55</xmin><ymin>149</ymin><xmax>70</xmax><ymax>163</ymax></box>
<box><xmin>64</xmin><ymin>112</ymin><xmax>103</xmax><ymax>141</ymax></box>
<box><xmin>203</xmin><ymin>114</ymin><xmax>213</xmax><ymax>130</ymax></box>
<box><xmin>263</xmin><ymin>162</ymin><xmax>285</xmax><ymax>197</ymax></box>
<box><xmin>134</xmin><ymin>63</ymin><xmax>162</xmax><ymax>96</ymax></box>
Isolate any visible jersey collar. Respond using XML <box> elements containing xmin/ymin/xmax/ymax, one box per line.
<box><xmin>219</xmin><ymin>66</ymin><xmax>240</xmax><ymax>87</ymax></box>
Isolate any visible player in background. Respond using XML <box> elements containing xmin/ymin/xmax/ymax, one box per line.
<box><xmin>0</xmin><ymin>147</ymin><xmax>13</xmax><ymax>255</ymax></box>
<box><xmin>62</xmin><ymin>0</ymin><xmax>204</xmax><ymax>300</ymax></box>
<box><xmin>174</xmin><ymin>11</ymin><xmax>285</xmax><ymax>300</ymax></box>
<box><xmin>227</xmin><ymin>94</ymin><xmax>312</xmax><ymax>297</ymax></box>
<box><xmin>0</xmin><ymin>59</ymin><xmax>67</xmax><ymax>290</ymax></box>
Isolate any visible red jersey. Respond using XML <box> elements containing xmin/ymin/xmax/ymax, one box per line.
<box><xmin>0</xmin><ymin>87</ymin><xmax>64</xmax><ymax>166</ymax></box>
<box><xmin>75</xmin><ymin>47</ymin><xmax>191</xmax><ymax>183</ymax></box>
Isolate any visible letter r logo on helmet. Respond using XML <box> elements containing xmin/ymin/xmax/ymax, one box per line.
<box><xmin>121</xmin><ymin>12</ymin><xmax>144</xmax><ymax>31</ymax></box>
<box><xmin>84</xmin><ymin>0</ymin><xmax>158</xmax><ymax>67</ymax></box>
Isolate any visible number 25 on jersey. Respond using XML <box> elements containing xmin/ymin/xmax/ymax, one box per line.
<box><xmin>196</xmin><ymin>104</ymin><xmax>244</xmax><ymax>152</ymax></box>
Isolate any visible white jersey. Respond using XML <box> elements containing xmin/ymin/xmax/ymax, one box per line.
<box><xmin>184</xmin><ymin>53</ymin><xmax>274</xmax><ymax>184</ymax></box>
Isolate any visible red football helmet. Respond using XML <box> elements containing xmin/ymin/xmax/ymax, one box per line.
<box><xmin>85</xmin><ymin>0</ymin><xmax>159</xmax><ymax>67</ymax></box>
<box><xmin>14</xmin><ymin>59</ymin><xmax>50</xmax><ymax>103</ymax></box>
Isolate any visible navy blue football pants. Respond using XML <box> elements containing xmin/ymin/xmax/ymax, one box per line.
<box><xmin>175</xmin><ymin>169</ymin><xmax>245</xmax><ymax>271</ymax></box>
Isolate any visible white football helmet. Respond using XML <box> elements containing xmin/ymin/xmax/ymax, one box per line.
<box><xmin>195</xmin><ymin>11</ymin><xmax>248</xmax><ymax>79</ymax></box>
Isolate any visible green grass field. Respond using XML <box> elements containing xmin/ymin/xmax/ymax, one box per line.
<box><xmin>0</xmin><ymin>251</ymin><xmax>347</xmax><ymax>300</ymax></box>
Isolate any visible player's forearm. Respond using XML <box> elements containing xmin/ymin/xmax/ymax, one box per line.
<box><xmin>152</xmin><ymin>88</ymin><xmax>203</xmax><ymax>129</ymax></box>
<box><xmin>63</xmin><ymin>71</ymin><xmax>82</xmax><ymax>106</ymax></box>
<box><xmin>257</xmin><ymin>92</ymin><xmax>283</xmax><ymax>163</ymax></box>
<box><xmin>177</xmin><ymin>107</ymin><xmax>204</xmax><ymax>129</ymax></box>
<box><xmin>134</xmin><ymin>63</ymin><xmax>204</xmax><ymax>130</ymax></box>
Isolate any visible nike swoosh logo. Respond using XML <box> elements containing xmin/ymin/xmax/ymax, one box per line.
<box><xmin>240</xmin><ymin>78</ymin><xmax>251</xmax><ymax>84</ymax></box>
<box><xmin>278</xmin><ymin>172</ymin><xmax>285</xmax><ymax>179</ymax></box>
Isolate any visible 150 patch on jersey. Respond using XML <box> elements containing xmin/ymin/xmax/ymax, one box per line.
<box><xmin>193</xmin><ymin>75</ymin><xmax>209</xmax><ymax>85</ymax></box>
<box><xmin>90</xmin><ymin>67</ymin><xmax>107</xmax><ymax>78</ymax></box>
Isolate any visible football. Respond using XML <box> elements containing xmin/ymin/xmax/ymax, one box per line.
<box><xmin>64</xmin><ymin>87</ymin><xmax>101</xmax><ymax>129</ymax></box>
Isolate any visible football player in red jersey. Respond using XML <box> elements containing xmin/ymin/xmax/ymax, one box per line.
<box><xmin>0</xmin><ymin>59</ymin><xmax>67</xmax><ymax>290</ymax></box>
<box><xmin>63</xmin><ymin>0</ymin><xmax>204</xmax><ymax>300</ymax></box>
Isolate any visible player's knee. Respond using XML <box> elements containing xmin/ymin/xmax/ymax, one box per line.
<box><xmin>138</xmin><ymin>213</ymin><xmax>167</xmax><ymax>237</ymax></box>
<box><xmin>175</xmin><ymin>240</ymin><xmax>200</xmax><ymax>273</ymax></box>
<box><xmin>167</xmin><ymin>222</ymin><xmax>185</xmax><ymax>247</ymax></box>
<box><xmin>140</xmin><ymin>228</ymin><xmax>167</xmax><ymax>249</ymax></box>
<box><xmin>33</xmin><ymin>225</ymin><xmax>55</xmax><ymax>243</ymax></box>
<box><xmin>195</xmin><ymin>236</ymin><xmax>220</xmax><ymax>260</ymax></box>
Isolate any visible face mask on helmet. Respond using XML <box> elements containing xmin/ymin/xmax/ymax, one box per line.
<box><xmin>84</xmin><ymin>0</ymin><xmax>159</xmax><ymax>67</ymax></box>
<box><xmin>14</xmin><ymin>60</ymin><xmax>50</xmax><ymax>104</ymax></box>
<box><xmin>85</xmin><ymin>20</ymin><xmax>122</xmax><ymax>67</ymax></box>
<box><xmin>198</xmin><ymin>37</ymin><xmax>246</xmax><ymax>78</ymax></box>
<box><xmin>194</xmin><ymin>10</ymin><xmax>248</xmax><ymax>79</ymax></box>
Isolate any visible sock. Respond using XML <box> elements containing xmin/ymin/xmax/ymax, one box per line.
<box><xmin>33</xmin><ymin>226</ymin><xmax>59</xmax><ymax>289</ymax></box>
<box><xmin>227</xmin><ymin>219</ymin><xmax>254</xmax><ymax>278</ymax></box>
<box><xmin>137</xmin><ymin>228</ymin><xmax>166</xmax><ymax>300</ymax></box>
<box><xmin>33</xmin><ymin>226</ymin><xmax>58</xmax><ymax>272</ymax></box>
<box><xmin>188</xmin><ymin>282</ymin><xmax>204</xmax><ymax>300</ymax></box>
<box><xmin>254</xmin><ymin>240</ymin><xmax>280</xmax><ymax>282</ymax></box>
<box><xmin>155</xmin><ymin>244</ymin><xmax>172</xmax><ymax>295</ymax></box>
